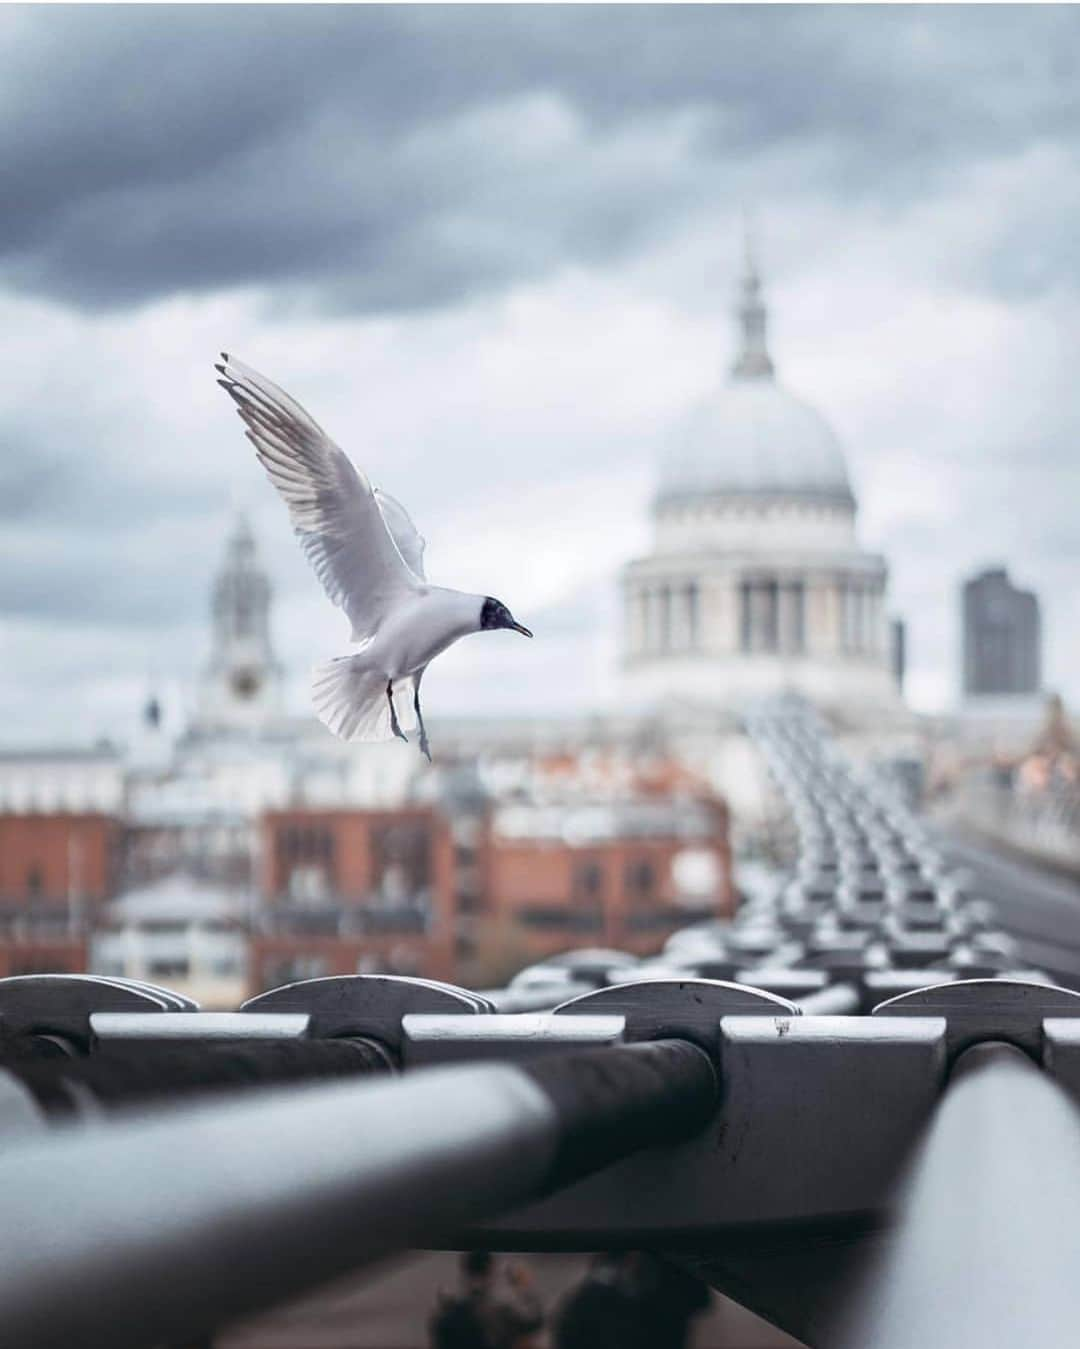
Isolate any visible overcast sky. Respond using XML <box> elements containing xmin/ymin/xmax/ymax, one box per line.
<box><xmin>2</xmin><ymin>4</ymin><xmax>1078</xmax><ymax>744</ymax></box>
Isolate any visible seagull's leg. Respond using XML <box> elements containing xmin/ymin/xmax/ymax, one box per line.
<box><xmin>413</xmin><ymin>669</ymin><xmax>431</xmax><ymax>762</ymax></box>
<box><xmin>387</xmin><ymin>680</ymin><xmax>408</xmax><ymax>743</ymax></box>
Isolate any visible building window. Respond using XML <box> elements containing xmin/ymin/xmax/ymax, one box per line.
<box><xmin>12</xmin><ymin>960</ymin><xmax>70</xmax><ymax>976</ymax></box>
<box><xmin>783</xmin><ymin>581</ymin><xmax>806</xmax><ymax>654</ymax></box>
<box><xmin>516</xmin><ymin>906</ymin><xmax>603</xmax><ymax>932</ymax></box>
<box><xmin>372</xmin><ymin>820</ymin><xmax>432</xmax><ymax>902</ymax></box>
<box><xmin>666</xmin><ymin>582</ymin><xmax>700</xmax><ymax>653</ymax></box>
<box><xmin>148</xmin><ymin>958</ymin><xmax>190</xmax><ymax>978</ymax></box>
<box><xmin>288</xmin><ymin>865</ymin><xmax>330</xmax><ymax>905</ymax></box>
<box><xmin>277</xmin><ymin>824</ymin><xmax>336</xmax><ymax>899</ymax></box>
<box><xmin>625</xmin><ymin>858</ymin><xmax>656</xmax><ymax>902</ymax></box>
<box><xmin>740</xmin><ymin>578</ymin><xmax>780</xmax><ymax>653</ymax></box>
<box><xmin>265</xmin><ymin>955</ymin><xmax>328</xmax><ymax>989</ymax></box>
<box><xmin>26</xmin><ymin>865</ymin><xmax>44</xmax><ymax>901</ymax></box>
<box><xmin>840</xmin><ymin>580</ymin><xmax>854</xmax><ymax>653</ymax></box>
<box><xmin>642</xmin><ymin>589</ymin><xmax>655</xmax><ymax>653</ymax></box>
<box><xmin>630</xmin><ymin>587</ymin><xmax>648</xmax><ymax>656</ymax></box>
<box><xmin>572</xmin><ymin>860</ymin><xmax>604</xmax><ymax>904</ymax></box>
<box><xmin>686</xmin><ymin>582</ymin><xmax>700</xmax><ymax>650</ymax></box>
<box><xmin>840</xmin><ymin>579</ymin><xmax>870</xmax><ymax>654</ymax></box>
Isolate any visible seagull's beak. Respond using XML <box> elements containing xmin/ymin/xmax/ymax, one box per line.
<box><xmin>509</xmin><ymin>621</ymin><xmax>533</xmax><ymax>638</ymax></box>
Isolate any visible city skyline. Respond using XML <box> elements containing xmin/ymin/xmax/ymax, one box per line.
<box><xmin>2</xmin><ymin>6</ymin><xmax>1078</xmax><ymax>742</ymax></box>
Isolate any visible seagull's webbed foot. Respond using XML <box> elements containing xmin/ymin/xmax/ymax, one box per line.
<box><xmin>387</xmin><ymin>681</ymin><xmax>408</xmax><ymax>743</ymax></box>
<box><xmin>414</xmin><ymin>684</ymin><xmax>432</xmax><ymax>763</ymax></box>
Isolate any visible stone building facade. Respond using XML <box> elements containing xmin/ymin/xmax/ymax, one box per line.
<box><xmin>622</xmin><ymin>247</ymin><xmax>899</xmax><ymax>717</ymax></box>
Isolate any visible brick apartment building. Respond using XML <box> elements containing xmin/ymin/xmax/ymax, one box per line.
<box><xmin>478</xmin><ymin>793</ymin><xmax>733</xmax><ymax>980</ymax></box>
<box><xmin>0</xmin><ymin>784</ymin><xmax>733</xmax><ymax>995</ymax></box>
<box><xmin>252</xmin><ymin>807</ymin><xmax>458</xmax><ymax>992</ymax></box>
<box><xmin>0</xmin><ymin>812</ymin><xmax>119</xmax><ymax>976</ymax></box>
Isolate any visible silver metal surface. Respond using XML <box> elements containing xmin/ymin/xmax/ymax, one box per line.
<box><xmin>487</xmin><ymin>1015</ymin><xmax>946</xmax><ymax>1240</ymax></box>
<box><xmin>873</xmin><ymin>977</ymin><xmax>1080</xmax><ymax>1058</ymax></box>
<box><xmin>826</xmin><ymin>1042</ymin><xmax>1080</xmax><ymax>1349</ymax></box>
<box><xmin>0</xmin><ymin>1068</ymin><xmax>47</xmax><ymax>1141</ymax></box>
<box><xmin>553</xmin><ymin>978</ymin><xmax>798</xmax><ymax>1048</ymax></box>
<box><xmin>91</xmin><ymin>1011</ymin><xmax>312</xmax><ymax>1042</ymax></box>
<box><xmin>0</xmin><ymin>1065</ymin><xmax>558</xmax><ymax>1348</ymax></box>
<box><xmin>401</xmin><ymin>1013</ymin><xmax>626</xmax><ymax>1066</ymax></box>
<box><xmin>0</xmin><ymin>1040</ymin><xmax>716</xmax><ymax>1348</ymax></box>
<box><xmin>101</xmin><ymin>977</ymin><xmax>199</xmax><ymax>1010</ymax></box>
<box><xmin>241</xmin><ymin>974</ymin><xmax>484</xmax><ymax>1054</ymax></box>
<box><xmin>0</xmin><ymin>974</ymin><xmax>170</xmax><ymax>1049</ymax></box>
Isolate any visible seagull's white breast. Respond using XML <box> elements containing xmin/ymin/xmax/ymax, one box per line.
<box><xmin>368</xmin><ymin>588</ymin><xmax>483</xmax><ymax>678</ymax></box>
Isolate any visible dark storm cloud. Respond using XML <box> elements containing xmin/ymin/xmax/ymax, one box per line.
<box><xmin>3</xmin><ymin>5</ymin><xmax>1079</xmax><ymax>314</ymax></box>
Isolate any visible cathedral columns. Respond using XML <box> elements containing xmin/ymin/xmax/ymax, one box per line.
<box><xmin>627</xmin><ymin>585</ymin><xmax>647</xmax><ymax>657</ymax></box>
<box><xmin>806</xmin><ymin>575</ymin><xmax>829</xmax><ymax>656</ymax></box>
<box><xmin>704</xmin><ymin>573</ymin><xmax>737</xmax><ymax>654</ymax></box>
<box><xmin>629</xmin><ymin>576</ymin><xmax>711</xmax><ymax>656</ymax></box>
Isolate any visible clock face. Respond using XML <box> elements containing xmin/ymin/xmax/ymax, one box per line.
<box><xmin>230</xmin><ymin>668</ymin><xmax>261</xmax><ymax>700</ymax></box>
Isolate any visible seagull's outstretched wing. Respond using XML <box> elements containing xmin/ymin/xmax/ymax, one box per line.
<box><xmin>375</xmin><ymin>489</ymin><xmax>426</xmax><ymax>581</ymax></box>
<box><xmin>217</xmin><ymin>354</ymin><xmax>421</xmax><ymax>641</ymax></box>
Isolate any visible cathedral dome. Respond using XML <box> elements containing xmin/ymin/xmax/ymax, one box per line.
<box><xmin>657</xmin><ymin>248</ymin><xmax>854</xmax><ymax>508</ymax></box>
<box><xmin>660</xmin><ymin>378</ymin><xmax>852</xmax><ymax>504</ymax></box>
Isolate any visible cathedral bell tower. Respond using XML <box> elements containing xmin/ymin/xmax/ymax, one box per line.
<box><xmin>195</xmin><ymin>516</ymin><xmax>283</xmax><ymax>732</ymax></box>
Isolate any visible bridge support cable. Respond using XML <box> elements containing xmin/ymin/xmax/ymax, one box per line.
<box><xmin>827</xmin><ymin>1040</ymin><xmax>1080</xmax><ymax>1349</ymax></box>
<box><xmin>1</xmin><ymin>1037</ymin><xmax>393</xmax><ymax>1117</ymax></box>
<box><xmin>0</xmin><ymin>1039</ymin><xmax>715</xmax><ymax>1349</ymax></box>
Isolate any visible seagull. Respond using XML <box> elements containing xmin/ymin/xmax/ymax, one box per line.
<box><xmin>215</xmin><ymin>354</ymin><xmax>532</xmax><ymax>760</ymax></box>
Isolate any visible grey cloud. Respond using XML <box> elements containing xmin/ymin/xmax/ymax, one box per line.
<box><xmin>3</xmin><ymin>6</ymin><xmax>1079</xmax><ymax>314</ymax></box>
<box><xmin>2</xmin><ymin>5</ymin><xmax>1079</xmax><ymax>737</ymax></box>
<box><xmin>0</xmin><ymin>518</ymin><xmax>216</xmax><ymax>627</ymax></box>
<box><xmin>1</xmin><ymin>424</ymin><xmax>221</xmax><ymax>528</ymax></box>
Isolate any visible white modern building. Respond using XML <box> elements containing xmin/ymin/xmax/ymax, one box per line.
<box><xmin>0</xmin><ymin>746</ymin><xmax>124</xmax><ymax>815</ymax></box>
<box><xmin>621</xmin><ymin>246</ymin><xmax>900</xmax><ymax>721</ymax></box>
<box><xmin>91</xmin><ymin>873</ymin><xmax>249</xmax><ymax>1009</ymax></box>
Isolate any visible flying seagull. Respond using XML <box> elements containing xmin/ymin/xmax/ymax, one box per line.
<box><xmin>215</xmin><ymin>354</ymin><xmax>532</xmax><ymax>760</ymax></box>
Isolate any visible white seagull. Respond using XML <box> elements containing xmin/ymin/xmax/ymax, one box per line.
<box><xmin>215</xmin><ymin>354</ymin><xmax>532</xmax><ymax>760</ymax></box>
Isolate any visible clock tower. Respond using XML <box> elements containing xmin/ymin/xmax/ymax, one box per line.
<box><xmin>196</xmin><ymin>516</ymin><xmax>284</xmax><ymax>732</ymax></box>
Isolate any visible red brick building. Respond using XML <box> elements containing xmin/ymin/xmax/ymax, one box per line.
<box><xmin>477</xmin><ymin>792</ymin><xmax>733</xmax><ymax>979</ymax></box>
<box><xmin>250</xmin><ymin>791</ymin><xmax>732</xmax><ymax>991</ymax></box>
<box><xmin>251</xmin><ymin>807</ymin><xmax>457</xmax><ymax>991</ymax></box>
<box><xmin>0</xmin><ymin>813</ymin><xmax>119</xmax><ymax>975</ymax></box>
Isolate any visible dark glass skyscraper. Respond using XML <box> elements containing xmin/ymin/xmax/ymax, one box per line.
<box><xmin>962</xmin><ymin>567</ymin><xmax>1041</xmax><ymax>697</ymax></box>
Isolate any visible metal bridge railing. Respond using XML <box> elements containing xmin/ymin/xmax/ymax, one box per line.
<box><xmin>0</xmin><ymin>699</ymin><xmax>1077</xmax><ymax>1348</ymax></box>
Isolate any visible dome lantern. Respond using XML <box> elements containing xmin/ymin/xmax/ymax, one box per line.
<box><xmin>657</xmin><ymin>242</ymin><xmax>854</xmax><ymax>509</ymax></box>
<box><xmin>731</xmin><ymin>228</ymin><xmax>774</xmax><ymax>381</ymax></box>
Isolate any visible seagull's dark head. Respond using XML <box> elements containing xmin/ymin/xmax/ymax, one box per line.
<box><xmin>480</xmin><ymin>597</ymin><xmax>532</xmax><ymax>638</ymax></box>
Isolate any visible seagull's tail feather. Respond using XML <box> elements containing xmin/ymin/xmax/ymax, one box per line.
<box><xmin>311</xmin><ymin>655</ymin><xmax>417</xmax><ymax>743</ymax></box>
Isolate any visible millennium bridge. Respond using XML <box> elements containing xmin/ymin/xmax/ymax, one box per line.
<box><xmin>1</xmin><ymin>700</ymin><xmax>1079</xmax><ymax>1348</ymax></box>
